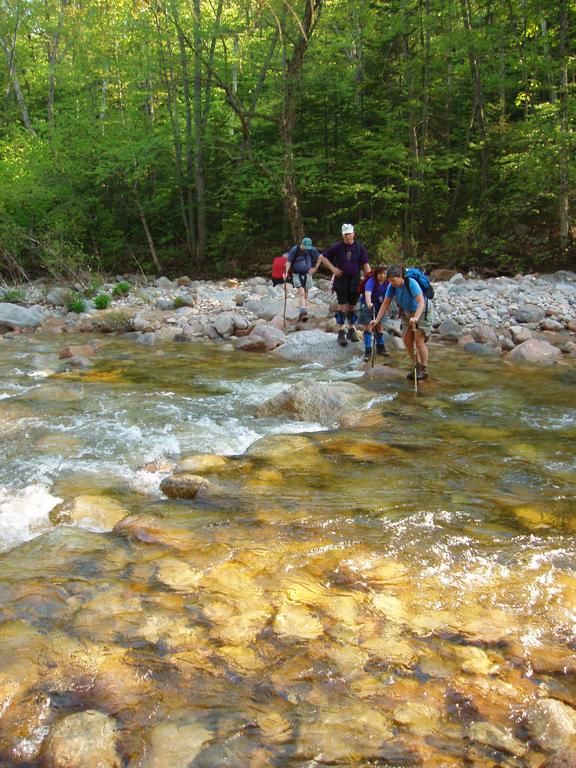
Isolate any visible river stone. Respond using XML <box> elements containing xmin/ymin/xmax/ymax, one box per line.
<box><xmin>361</xmin><ymin>636</ymin><xmax>417</xmax><ymax>668</ymax></box>
<box><xmin>508</xmin><ymin>338</ymin><xmax>562</xmax><ymax>365</ymax></box>
<box><xmin>463</xmin><ymin>341</ymin><xmax>501</xmax><ymax>357</ymax></box>
<box><xmin>49</xmin><ymin>495</ymin><xmax>129</xmax><ymax>530</ymax></box>
<box><xmin>157</xmin><ymin>557</ymin><xmax>203</xmax><ymax>592</ymax></box>
<box><xmin>174</xmin><ymin>454</ymin><xmax>227</xmax><ymax>474</ymax></box>
<box><xmin>46</xmin><ymin>287</ymin><xmax>70</xmax><ymax>305</ymax></box>
<box><xmin>244</xmin><ymin>297</ymin><xmax>300</xmax><ymax>321</ymax></box>
<box><xmin>213</xmin><ymin>312</ymin><xmax>235</xmax><ymax>337</ymax></box>
<box><xmin>155</xmin><ymin>276</ymin><xmax>173</xmax><ymax>289</ymax></box>
<box><xmin>515</xmin><ymin>303</ymin><xmax>545</xmax><ymax>323</ymax></box>
<box><xmin>236</xmin><ymin>323</ymin><xmax>286</xmax><ymax>351</ymax></box>
<box><xmin>255</xmin><ymin>380</ymin><xmax>367</xmax><ymax>424</ymax></box>
<box><xmin>140</xmin><ymin>719</ymin><xmax>213</xmax><ymax>768</ymax></box>
<box><xmin>471</xmin><ymin>324</ymin><xmax>499</xmax><ymax>345</ymax></box>
<box><xmin>541</xmin><ymin>748</ymin><xmax>576</xmax><ymax>767</ymax></box>
<box><xmin>160</xmin><ymin>474</ymin><xmax>210</xmax><ymax>499</ymax></box>
<box><xmin>136</xmin><ymin>331</ymin><xmax>159</xmax><ymax>345</ymax></box>
<box><xmin>45</xmin><ymin>710</ymin><xmax>120</xmax><ymax>768</ymax></box>
<box><xmin>437</xmin><ymin>318</ymin><xmax>463</xmax><ymax>341</ymax></box>
<box><xmin>467</xmin><ymin>721</ymin><xmax>527</xmax><ymax>756</ymax></box>
<box><xmin>524</xmin><ymin>699</ymin><xmax>576</xmax><ymax>751</ymax></box>
<box><xmin>273</xmin><ymin>329</ymin><xmax>362</xmax><ymax>365</ymax></box>
<box><xmin>509</xmin><ymin>324</ymin><xmax>533</xmax><ymax>344</ymax></box>
<box><xmin>541</xmin><ymin>318</ymin><xmax>564</xmax><ymax>331</ymax></box>
<box><xmin>273</xmin><ymin>603</ymin><xmax>324</xmax><ymax>641</ymax></box>
<box><xmin>0</xmin><ymin>302</ymin><xmax>43</xmax><ymax>329</ymax></box>
<box><xmin>452</xmin><ymin>645</ymin><xmax>499</xmax><ymax>675</ymax></box>
<box><xmin>58</xmin><ymin>343</ymin><xmax>98</xmax><ymax>359</ymax></box>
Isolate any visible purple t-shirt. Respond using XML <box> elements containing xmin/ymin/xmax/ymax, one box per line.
<box><xmin>322</xmin><ymin>240</ymin><xmax>368</xmax><ymax>278</ymax></box>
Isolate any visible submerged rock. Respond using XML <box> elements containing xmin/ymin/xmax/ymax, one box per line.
<box><xmin>540</xmin><ymin>748</ymin><xmax>576</xmax><ymax>768</ymax></box>
<box><xmin>273</xmin><ymin>329</ymin><xmax>361</xmax><ymax>365</ymax></box>
<box><xmin>141</xmin><ymin>720</ymin><xmax>213</xmax><ymax>768</ymax></box>
<box><xmin>173</xmin><ymin>454</ymin><xmax>227</xmax><ymax>474</ymax></box>
<box><xmin>467</xmin><ymin>721</ymin><xmax>527</xmax><ymax>757</ymax></box>
<box><xmin>45</xmin><ymin>710</ymin><xmax>120</xmax><ymax>768</ymax></box>
<box><xmin>49</xmin><ymin>494</ymin><xmax>129</xmax><ymax>530</ymax></box>
<box><xmin>524</xmin><ymin>698</ymin><xmax>576</xmax><ymax>751</ymax></box>
<box><xmin>256</xmin><ymin>379</ymin><xmax>367</xmax><ymax>424</ymax></box>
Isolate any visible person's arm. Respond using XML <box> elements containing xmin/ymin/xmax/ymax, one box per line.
<box><xmin>283</xmin><ymin>248</ymin><xmax>295</xmax><ymax>279</ymax></box>
<box><xmin>362</xmin><ymin>262</ymin><xmax>371</xmax><ymax>276</ymax></box>
<box><xmin>309</xmin><ymin>248</ymin><xmax>321</xmax><ymax>274</ymax></box>
<box><xmin>409</xmin><ymin>293</ymin><xmax>426</xmax><ymax>325</ymax></box>
<box><xmin>318</xmin><ymin>250</ymin><xmax>343</xmax><ymax>278</ymax></box>
<box><xmin>370</xmin><ymin>297</ymin><xmax>391</xmax><ymax>328</ymax></box>
<box><xmin>364</xmin><ymin>289</ymin><xmax>373</xmax><ymax>309</ymax></box>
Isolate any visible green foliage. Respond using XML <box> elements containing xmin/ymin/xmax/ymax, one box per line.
<box><xmin>93</xmin><ymin>293</ymin><xmax>112</xmax><ymax>310</ymax></box>
<box><xmin>173</xmin><ymin>296</ymin><xmax>186</xmax><ymax>309</ymax></box>
<box><xmin>98</xmin><ymin>311</ymin><xmax>134</xmax><ymax>332</ymax></box>
<box><xmin>112</xmin><ymin>281</ymin><xmax>131</xmax><ymax>297</ymax></box>
<box><xmin>66</xmin><ymin>292</ymin><xmax>86</xmax><ymax>314</ymax></box>
<box><xmin>0</xmin><ymin>288</ymin><xmax>26</xmax><ymax>303</ymax></box>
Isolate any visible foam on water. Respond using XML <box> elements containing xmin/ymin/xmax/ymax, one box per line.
<box><xmin>0</xmin><ymin>484</ymin><xmax>61</xmax><ymax>551</ymax></box>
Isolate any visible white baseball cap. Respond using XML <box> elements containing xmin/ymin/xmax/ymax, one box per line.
<box><xmin>341</xmin><ymin>223</ymin><xmax>354</xmax><ymax>235</ymax></box>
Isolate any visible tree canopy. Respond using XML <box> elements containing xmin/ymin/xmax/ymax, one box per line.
<box><xmin>0</xmin><ymin>0</ymin><xmax>574</xmax><ymax>278</ymax></box>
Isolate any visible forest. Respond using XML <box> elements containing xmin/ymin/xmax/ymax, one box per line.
<box><xmin>0</xmin><ymin>0</ymin><xmax>574</xmax><ymax>279</ymax></box>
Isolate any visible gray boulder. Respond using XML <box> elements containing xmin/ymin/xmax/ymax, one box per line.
<box><xmin>243</xmin><ymin>297</ymin><xmax>300</xmax><ymax>321</ymax></box>
<box><xmin>508</xmin><ymin>338</ymin><xmax>562</xmax><ymax>365</ymax></box>
<box><xmin>515</xmin><ymin>303</ymin><xmax>545</xmax><ymax>324</ymax></box>
<box><xmin>135</xmin><ymin>332</ymin><xmax>159</xmax><ymax>346</ymax></box>
<box><xmin>155</xmin><ymin>276</ymin><xmax>174</xmax><ymax>289</ymax></box>
<box><xmin>541</xmin><ymin>318</ymin><xmax>563</xmax><ymax>332</ymax></box>
<box><xmin>155</xmin><ymin>298</ymin><xmax>174</xmax><ymax>311</ymax></box>
<box><xmin>273</xmin><ymin>330</ymin><xmax>362</xmax><ymax>365</ymax></box>
<box><xmin>46</xmin><ymin>287</ymin><xmax>70</xmax><ymax>306</ymax></box>
<box><xmin>463</xmin><ymin>342</ymin><xmax>501</xmax><ymax>357</ymax></box>
<box><xmin>0</xmin><ymin>302</ymin><xmax>43</xmax><ymax>329</ymax></box>
<box><xmin>471</xmin><ymin>324</ymin><xmax>499</xmax><ymax>345</ymax></box>
<box><xmin>235</xmin><ymin>324</ymin><xmax>286</xmax><ymax>352</ymax></box>
<box><xmin>255</xmin><ymin>379</ymin><xmax>367</xmax><ymax>424</ymax></box>
<box><xmin>436</xmin><ymin>318</ymin><xmax>462</xmax><ymax>341</ymax></box>
<box><xmin>213</xmin><ymin>312</ymin><xmax>235</xmax><ymax>337</ymax></box>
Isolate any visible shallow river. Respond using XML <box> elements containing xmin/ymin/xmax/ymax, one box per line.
<box><xmin>0</xmin><ymin>334</ymin><xmax>575</xmax><ymax>767</ymax></box>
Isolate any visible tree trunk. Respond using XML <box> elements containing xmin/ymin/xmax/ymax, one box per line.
<box><xmin>0</xmin><ymin>3</ymin><xmax>36</xmax><ymax>136</ymax></box>
<box><xmin>193</xmin><ymin>0</ymin><xmax>207</xmax><ymax>266</ymax></box>
<box><xmin>134</xmin><ymin>190</ymin><xmax>162</xmax><ymax>274</ymax></box>
<box><xmin>558</xmin><ymin>0</ymin><xmax>570</xmax><ymax>245</ymax></box>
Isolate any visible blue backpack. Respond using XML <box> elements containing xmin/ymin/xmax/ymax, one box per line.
<box><xmin>404</xmin><ymin>268</ymin><xmax>435</xmax><ymax>300</ymax></box>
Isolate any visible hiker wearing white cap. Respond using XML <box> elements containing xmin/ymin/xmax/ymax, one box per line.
<box><xmin>319</xmin><ymin>224</ymin><xmax>371</xmax><ymax>346</ymax></box>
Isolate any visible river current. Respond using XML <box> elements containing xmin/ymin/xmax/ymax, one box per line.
<box><xmin>0</xmin><ymin>333</ymin><xmax>575</xmax><ymax>766</ymax></box>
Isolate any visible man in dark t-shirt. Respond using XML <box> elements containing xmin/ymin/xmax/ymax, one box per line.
<box><xmin>320</xmin><ymin>223</ymin><xmax>371</xmax><ymax>346</ymax></box>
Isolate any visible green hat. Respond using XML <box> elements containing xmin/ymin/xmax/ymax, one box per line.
<box><xmin>301</xmin><ymin>237</ymin><xmax>313</xmax><ymax>249</ymax></box>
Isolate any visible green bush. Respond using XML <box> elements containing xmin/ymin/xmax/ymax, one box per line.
<box><xmin>66</xmin><ymin>292</ymin><xmax>86</xmax><ymax>313</ymax></box>
<box><xmin>0</xmin><ymin>287</ymin><xmax>25</xmax><ymax>302</ymax></box>
<box><xmin>173</xmin><ymin>295</ymin><xmax>186</xmax><ymax>309</ymax></box>
<box><xmin>112</xmin><ymin>281</ymin><xmax>131</xmax><ymax>297</ymax></box>
<box><xmin>84</xmin><ymin>274</ymin><xmax>106</xmax><ymax>298</ymax></box>
<box><xmin>93</xmin><ymin>293</ymin><xmax>111</xmax><ymax>310</ymax></box>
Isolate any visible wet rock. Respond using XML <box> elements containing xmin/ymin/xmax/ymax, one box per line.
<box><xmin>156</xmin><ymin>556</ymin><xmax>203</xmax><ymax>592</ymax></box>
<box><xmin>361</xmin><ymin>636</ymin><xmax>418</xmax><ymax>668</ymax></box>
<box><xmin>45</xmin><ymin>710</ymin><xmax>120</xmax><ymax>768</ymax></box>
<box><xmin>274</xmin><ymin>329</ymin><xmax>361</xmax><ymax>365</ymax></box>
<box><xmin>524</xmin><ymin>699</ymin><xmax>576</xmax><ymax>751</ymax></box>
<box><xmin>0</xmin><ymin>691</ymin><xmax>51</xmax><ymax>764</ymax></box>
<box><xmin>361</xmin><ymin>363</ymin><xmax>405</xmax><ymax>380</ymax></box>
<box><xmin>58</xmin><ymin>343</ymin><xmax>98</xmax><ymax>359</ymax></box>
<box><xmin>256</xmin><ymin>380</ymin><xmax>367</xmax><ymax>424</ymax></box>
<box><xmin>463</xmin><ymin>341</ymin><xmax>501</xmax><ymax>357</ymax></box>
<box><xmin>540</xmin><ymin>747</ymin><xmax>576</xmax><ymax>767</ymax></box>
<box><xmin>437</xmin><ymin>318</ymin><xmax>463</xmax><ymax>341</ymax></box>
<box><xmin>508</xmin><ymin>338</ymin><xmax>562</xmax><ymax>365</ymax></box>
<box><xmin>467</xmin><ymin>721</ymin><xmax>527</xmax><ymax>756</ymax></box>
<box><xmin>49</xmin><ymin>494</ymin><xmax>129</xmax><ymax>530</ymax></box>
<box><xmin>273</xmin><ymin>603</ymin><xmax>324</xmax><ymax>641</ymax></box>
<box><xmin>541</xmin><ymin>318</ymin><xmax>563</xmax><ymax>332</ymax></box>
<box><xmin>235</xmin><ymin>323</ymin><xmax>286</xmax><ymax>351</ymax></box>
<box><xmin>246</xmin><ymin>433</ymin><xmax>321</xmax><ymax>470</ymax></box>
<box><xmin>451</xmin><ymin>645</ymin><xmax>499</xmax><ymax>675</ymax></box>
<box><xmin>0</xmin><ymin>303</ymin><xmax>43</xmax><ymax>329</ymax></box>
<box><xmin>174</xmin><ymin>454</ymin><xmax>227</xmax><ymax>474</ymax></box>
<box><xmin>136</xmin><ymin>331</ymin><xmax>159</xmax><ymax>345</ymax></box>
<box><xmin>159</xmin><ymin>474</ymin><xmax>210</xmax><ymax>499</ymax></box>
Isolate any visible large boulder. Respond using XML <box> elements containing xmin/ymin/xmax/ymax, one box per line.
<box><xmin>49</xmin><ymin>495</ymin><xmax>129</xmax><ymax>530</ymax></box>
<box><xmin>273</xmin><ymin>330</ymin><xmax>362</xmax><ymax>365</ymax></box>
<box><xmin>508</xmin><ymin>338</ymin><xmax>562</xmax><ymax>365</ymax></box>
<box><xmin>471</xmin><ymin>324</ymin><xmax>499</xmax><ymax>346</ymax></box>
<box><xmin>0</xmin><ymin>303</ymin><xmax>43</xmax><ymax>329</ymax></box>
<box><xmin>235</xmin><ymin>324</ymin><xmax>286</xmax><ymax>352</ymax></box>
<box><xmin>255</xmin><ymin>380</ymin><xmax>368</xmax><ymax>424</ymax></box>
<box><xmin>436</xmin><ymin>318</ymin><xmax>462</xmax><ymax>341</ymax></box>
<box><xmin>45</xmin><ymin>710</ymin><xmax>120</xmax><ymax>768</ymax></box>
<box><xmin>46</xmin><ymin>287</ymin><xmax>70</xmax><ymax>306</ymax></box>
<box><xmin>243</xmin><ymin>297</ymin><xmax>300</xmax><ymax>321</ymax></box>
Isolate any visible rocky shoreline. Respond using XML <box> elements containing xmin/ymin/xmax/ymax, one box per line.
<box><xmin>0</xmin><ymin>270</ymin><xmax>575</xmax><ymax>366</ymax></box>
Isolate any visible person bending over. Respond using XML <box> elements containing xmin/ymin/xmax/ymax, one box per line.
<box><xmin>358</xmin><ymin>265</ymin><xmax>390</xmax><ymax>361</ymax></box>
<box><xmin>369</xmin><ymin>265</ymin><xmax>432</xmax><ymax>380</ymax></box>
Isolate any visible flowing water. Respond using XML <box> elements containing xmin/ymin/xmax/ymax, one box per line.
<box><xmin>0</xmin><ymin>333</ymin><xmax>575</xmax><ymax>767</ymax></box>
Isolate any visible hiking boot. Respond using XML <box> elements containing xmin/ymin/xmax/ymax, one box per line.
<box><xmin>337</xmin><ymin>329</ymin><xmax>348</xmax><ymax>347</ymax></box>
<box><xmin>376</xmin><ymin>344</ymin><xmax>389</xmax><ymax>357</ymax></box>
<box><xmin>363</xmin><ymin>348</ymin><xmax>372</xmax><ymax>362</ymax></box>
<box><xmin>346</xmin><ymin>327</ymin><xmax>360</xmax><ymax>343</ymax></box>
<box><xmin>417</xmin><ymin>367</ymin><xmax>429</xmax><ymax>380</ymax></box>
<box><xmin>406</xmin><ymin>363</ymin><xmax>420</xmax><ymax>380</ymax></box>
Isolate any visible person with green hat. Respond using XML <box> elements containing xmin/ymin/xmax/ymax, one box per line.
<box><xmin>284</xmin><ymin>237</ymin><xmax>321</xmax><ymax>321</ymax></box>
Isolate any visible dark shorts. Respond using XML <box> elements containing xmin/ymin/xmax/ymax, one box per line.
<box><xmin>334</xmin><ymin>276</ymin><xmax>360</xmax><ymax>306</ymax></box>
<box><xmin>272</xmin><ymin>277</ymin><xmax>292</xmax><ymax>286</ymax></box>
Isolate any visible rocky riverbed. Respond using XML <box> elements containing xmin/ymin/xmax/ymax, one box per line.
<box><xmin>0</xmin><ymin>270</ymin><xmax>575</xmax><ymax>368</ymax></box>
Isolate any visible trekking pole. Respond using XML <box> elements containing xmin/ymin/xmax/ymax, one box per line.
<box><xmin>412</xmin><ymin>327</ymin><xmax>418</xmax><ymax>395</ymax></box>
<box><xmin>283</xmin><ymin>280</ymin><xmax>288</xmax><ymax>331</ymax></box>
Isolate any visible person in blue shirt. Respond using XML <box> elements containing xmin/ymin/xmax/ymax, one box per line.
<box><xmin>283</xmin><ymin>237</ymin><xmax>322</xmax><ymax>321</ymax></box>
<box><xmin>369</xmin><ymin>264</ymin><xmax>432</xmax><ymax>380</ymax></box>
<box><xmin>357</xmin><ymin>265</ymin><xmax>391</xmax><ymax>361</ymax></box>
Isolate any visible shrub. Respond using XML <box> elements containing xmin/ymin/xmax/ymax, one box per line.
<box><xmin>0</xmin><ymin>287</ymin><xmax>26</xmax><ymax>302</ymax></box>
<box><xmin>173</xmin><ymin>295</ymin><xmax>186</xmax><ymax>309</ymax></box>
<box><xmin>84</xmin><ymin>274</ymin><xmax>106</xmax><ymax>298</ymax></box>
<box><xmin>93</xmin><ymin>293</ymin><xmax>111</xmax><ymax>310</ymax></box>
<box><xmin>97</xmin><ymin>310</ymin><xmax>134</xmax><ymax>332</ymax></box>
<box><xmin>112</xmin><ymin>281</ymin><xmax>131</xmax><ymax>297</ymax></box>
<box><xmin>66</xmin><ymin>292</ymin><xmax>86</xmax><ymax>313</ymax></box>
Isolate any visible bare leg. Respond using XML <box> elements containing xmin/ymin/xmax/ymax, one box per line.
<box><xmin>415</xmin><ymin>331</ymin><xmax>428</xmax><ymax>366</ymax></box>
